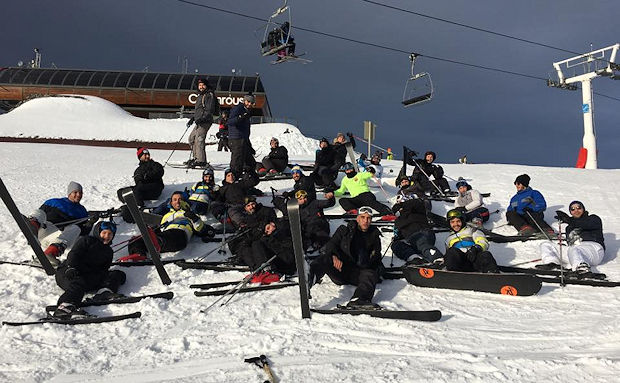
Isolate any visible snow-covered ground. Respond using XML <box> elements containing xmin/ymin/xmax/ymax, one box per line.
<box><xmin>0</xmin><ymin>96</ymin><xmax>619</xmax><ymax>382</ymax></box>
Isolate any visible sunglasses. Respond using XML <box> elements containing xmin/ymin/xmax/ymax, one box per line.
<box><xmin>570</xmin><ymin>206</ymin><xmax>582</xmax><ymax>211</ymax></box>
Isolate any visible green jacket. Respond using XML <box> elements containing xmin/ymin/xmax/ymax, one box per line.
<box><xmin>334</xmin><ymin>171</ymin><xmax>373</xmax><ymax>198</ymax></box>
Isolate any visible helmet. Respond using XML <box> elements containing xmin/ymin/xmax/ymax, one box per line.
<box><xmin>343</xmin><ymin>162</ymin><xmax>355</xmax><ymax>171</ymax></box>
<box><xmin>446</xmin><ymin>209</ymin><xmax>464</xmax><ymax>222</ymax></box>
<box><xmin>203</xmin><ymin>168</ymin><xmax>214</xmax><ymax>177</ymax></box>
<box><xmin>295</xmin><ymin>190</ymin><xmax>308</xmax><ymax>199</ymax></box>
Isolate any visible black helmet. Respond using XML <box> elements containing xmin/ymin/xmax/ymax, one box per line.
<box><xmin>446</xmin><ymin>209</ymin><xmax>464</xmax><ymax>223</ymax></box>
<box><xmin>343</xmin><ymin>162</ymin><xmax>355</xmax><ymax>171</ymax></box>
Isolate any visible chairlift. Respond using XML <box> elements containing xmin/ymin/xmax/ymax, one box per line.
<box><xmin>402</xmin><ymin>54</ymin><xmax>433</xmax><ymax>107</ymax></box>
<box><xmin>259</xmin><ymin>0</ymin><xmax>294</xmax><ymax>57</ymax></box>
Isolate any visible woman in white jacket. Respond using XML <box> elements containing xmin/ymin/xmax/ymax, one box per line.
<box><xmin>454</xmin><ymin>180</ymin><xmax>490</xmax><ymax>224</ymax></box>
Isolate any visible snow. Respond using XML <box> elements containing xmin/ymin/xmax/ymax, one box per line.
<box><xmin>0</xmin><ymin>96</ymin><xmax>619</xmax><ymax>382</ymax></box>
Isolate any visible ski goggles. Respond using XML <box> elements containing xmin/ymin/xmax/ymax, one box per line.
<box><xmin>358</xmin><ymin>206</ymin><xmax>374</xmax><ymax>217</ymax></box>
<box><xmin>295</xmin><ymin>190</ymin><xmax>308</xmax><ymax>199</ymax></box>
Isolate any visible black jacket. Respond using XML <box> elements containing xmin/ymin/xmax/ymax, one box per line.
<box><xmin>392</xmin><ymin>198</ymin><xmax>432</xmax><ymax>238</ymax></box>
<box><xmin>193</xmin><ymin>90</ymin><xmax>217</xmax><ymax>126</ymax></box>
<box><xmin>134</xmin><ymin>160</ymin><xmax>164</xmax><ymax>187</ymax></box>
<box><xmin>229</xmin><ymin>203</ymin><xmax>277</xmax><ymax>229</ymax></box>
<box><xmin>217</xmin><ymin>172</ymin><xmax>259</xmax><ymax>205</ymax></box>
<box><xmin>299</xmin><ymin>198</ymin><xmax>335</xmax><ymax>233</ymax></box>
<box><xmin>265</xmin><ymin>146</ymin><xmax>289</xmax><ymax>170</ymax></box>
<box><xmin>322</xmin><ymin>220</ymin><xmax>382</xmax><ymax>269</ymax></box>
<box><xmin>282</xmin><ymin>174</ymin><xmax>317</xmax><ymax>202</ymax></box>
<box><xmin>63</xmin><ymin>235</ymin><xmax>113</xmax><ymax>283</ymax></box>
<box><xmin>314</xmin><ymin>145</ymin><xmax>337</xmax><ymax>171</ymax></box>
<box><xmin>566</xmin><ymin>211</ymin><xmax>605</xmax><ymax>249</ymax></box>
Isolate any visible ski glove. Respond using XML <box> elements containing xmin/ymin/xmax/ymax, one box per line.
<box><xmin>186</xmin><ymin>117</ymin><xmax>194</xmax><ymax>128</ymax></box>
<box><xmin>65</xmin><ymin>267</ymin><xmax>80</xmax><ymax>280</ymax></box>
<box><xmin>554</xmin><ymin>210</ymin><xmax>571</xmax><ymax>224</ymax></box>
<box><xmin>465</xmin><ymin>245</ymin><xmax>482</xmax><ymax>262</ymax></box>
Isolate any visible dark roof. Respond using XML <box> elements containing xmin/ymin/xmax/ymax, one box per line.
<box><xmin>0</xmin><ymin>67</ymin><xmax>265</xmax><ymax>93</ymax></box>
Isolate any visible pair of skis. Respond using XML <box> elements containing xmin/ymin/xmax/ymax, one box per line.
<box><xmin>3</xmin><ymin>292</ymin><xmax>173</xmax><ymax>326</ymax></box>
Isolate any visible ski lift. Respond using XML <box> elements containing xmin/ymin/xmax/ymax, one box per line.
<box><xmin>259</xmin><ymin>0</ymin><xmax>294</xmax><ymax>57</ymax></box>
<box><xmin>402</xmin><ymin>54</ymin><xmax>433</xmax><ymax>107</ymax></box>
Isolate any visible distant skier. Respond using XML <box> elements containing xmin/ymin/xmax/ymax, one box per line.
<box><xmin>216</xmin><ymin>111</ymin><xmax>230</xmax><ymax>152</ymax></box>
<box><xmin>27</xmin><ymin>181</ymin><xmax>93</xmax><ymax>267</ymax></box>
<box><xmin>256</xmin><ymin>137</ymin><xmax>289</xmax><ymax>176</ymax></box>
<box><xmin>186</xmin><ymin>78</ymin><xmax>218</xmax><ymax>167</ymax></box>
<box><xmin>308</xmin><ymin>207</ymin><xmax>383</xmax><ymax>309</ymax></box>
<box><xmin>453</xmin><ymin>179</ymin><xmax>490</xmax><ymax>225</ymax></box>
<box><xmin>506</xmin><ymin>174</ymin><xmax>554</xmax><ymax>236</ymax></box>
<box><xmin>53</xmin><ymin>221</ymin><xmax>126</xmax><ymax>319</ymax></box>
<box><xmin>443</xmin><ymin>209</ymin><xmax>498</xmax><ymax>273</ymax></box>
<box><xmin>537</xmin><ymin>201</ymin><xmax>605</xmax><ymax>275</ymax></box>
<box><xmin>386</xmin><ymin>147</ymin><xmax>394</xmax><ymax>160</ymax></box>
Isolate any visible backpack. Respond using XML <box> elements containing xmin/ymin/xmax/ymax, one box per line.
<box><xmin>211</xmin><ymin>91</ymin><xmax>221</xmax><ymax>117</ymax></box>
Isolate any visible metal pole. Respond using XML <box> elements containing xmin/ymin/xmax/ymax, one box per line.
<box><xmin>580</xmin><ymin>79</ymin><xmax>597</xmax><ymax>169</ymax></box>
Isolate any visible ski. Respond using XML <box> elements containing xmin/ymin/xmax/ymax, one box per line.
<box><xmin>287</xmin><ymin>198</ymin><xmax>312</xmax><ymax>319</ymax></box>
<box><xmin>190</xmin><ymin>280</ymin><xmax>241</xmax><ymax>289</ymax></box>
<box><xmin>112</xmin><ymin>258</ymin><xmax>183</xmax><ymax>267</ymax></box>
<box><xmin>403</xmin><ymin>266</ymin><xmax>542</xmax><ymax>296</ymax></box>
<box><xmin>0</xmin><ymin>259</ymin><xmax>44</xmax><ymax>269</ymax></box>
<box><xmin>344</xmin><ymin>142</ymin><xmax>358</xmax><ymax>172</ymax></box>
<box><xmin>2</xmin><ymin>311</ymin><xmax>141</xmax><ymax>326</ymax></box>
<box><xmin>175</xmin><ymin>260</ymin><xmax>250</xmax><ymax>272</ymax></box>
<box><xmin>44</xmin><ymin>292</ymin><xmax>173</xmax><ymax>312</ymax></box>
<box><xmin>498</xmin><ymin>265</ymin><xmax>607</xmax><ymax>280</ymax></box>
<box><xmin>310</xmin><ymin>308</ymin><xmax>442</xmax><ymax>322</ymax></box>
<box><xmin>258</xmin><ymin>173</ymin><xmax>292</xmax><ymax>182</ymax></box>
<box><xmin>537</xmin><ymin>276</ymin><xmax>620</xmax><ymax>287</ymax></box>
<box><xmin>194</xmin><ymin>282</ymin><xmax>298</xmax><ymax>296</ymax></box>
<box><xmin>0</xmin><ymin>177</ymin><xmax>56</xmax><ymax>275</ymax></box>
<box><xmin>122</xmin><ymin>191</ymin><xmax>171</xmax><ymax>285</ymax></box>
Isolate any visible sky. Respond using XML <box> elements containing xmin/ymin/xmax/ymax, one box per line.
<box><xmin>3</xmin><ymin>0</ymin><xmax>619</xmax><ymax>168</ymax></box>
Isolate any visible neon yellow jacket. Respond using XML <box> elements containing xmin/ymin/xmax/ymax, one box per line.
<box><xmin>334</xmin><ymin>171</ymin><xmax>373</xmax><ymax>198</ymax></box>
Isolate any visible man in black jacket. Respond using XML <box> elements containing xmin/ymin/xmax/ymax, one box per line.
<box><xmin>227</xmin><ymin>94</ymin><xmax>256</xmax><ymax>174</ymax></box>
<box><xmin>538</xmin><ymin>201</ymin><xmax>605</xmax><ymax>275</ymax></box>
<box><xmin>186</xmin><ymin>78</ymin><xmax>218</xmax><ymax>167</ymax></box>
<box><xmin>311</xmin><ymin>138</ymin><xmax>339</xmax><ymax>190</ymax></box>
<box><xmin>332</xmin><ymin>132</ymin><xmax>356</xmax><ymax>170</ymax></box>
<box><xmin>390</xmin><ymin>194</ymin><xmax>443</xmax><ymax>264</ymax></box>
<box><xmin>272</xmin><ymin>166</ymin><xmax>319</xmax><ymax>215</ymax></box>
<box><xmin>411</xmin><ymin>151</ymin><xmax>450</xmax><ymax>194</ymax></box>
<box><xmin>117</xmin><ymin>147</ymin><xmax>165</xmax><ymax>207</ymax></box>
<box><xmin>257</xmin><ymin>137</ymin><xmax>289</xmax><ymax>176</ymax></box>
<box><xmin>296</xmin><ymin>189</ymin><xmax>335</xmax><ymax>251</ymax></box>
<box><xmin>53</xmin><ymin>221</ymin><xmax>127</xmax><ymax>318</ymax></box>
<box><xmin>309</xmin><ymin>206</ymin><xmax>383</xmax><ymax>308</ymax></box>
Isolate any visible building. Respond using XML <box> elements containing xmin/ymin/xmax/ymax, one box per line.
<box><xmin>0</xmin><ymin>67</ymin><xmax>271</xmax><ymax>119</ymax></box>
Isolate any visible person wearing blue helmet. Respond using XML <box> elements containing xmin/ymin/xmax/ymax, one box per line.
<box><xmin>53</xmin><ymin>220</ymin><xmax>127</xmax><ymax>319</ymax></box>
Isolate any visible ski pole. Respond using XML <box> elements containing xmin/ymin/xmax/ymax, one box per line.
<box><xmin>194</xmin><ymin>227</ymin><xmax>250</xmax><ymax>262</ymax></box>
<box><xmin>219</xmin><ymin>209</ymin><xmax>228</xmax><ymax>256</ymax></box>
<box><xmin>525</xmin><ymin>210</ymin><xmax>552</xmax><ymax>241</ymax></box>
<box><xmin>511</xmin><ymin>258</ymin><xmax>542</xmax><ymax>266</ymax></box>
<box><xmin>557</xmin><ymin>218</ymin><xmax>565</xmax><ymax>287</ymax></box>
<box><xmin>163</xmin><ymin>122</ymin><xmax>192</xmax><ymax>167</ymax></box>
<box><xmin>373</xmin><ymin>175</ymin><xmax>390</xmax><ymax>201</ymax></box>
<box><xmin>201</xmin><ymin>255</ymin><xmax>276</xmax><ymax>314</ymax></box>
<box><xmin>408</xmin><ymin>152</ymin><xmax>445</xmax><ymax>196</ymax></box>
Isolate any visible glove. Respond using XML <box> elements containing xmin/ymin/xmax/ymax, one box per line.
<box><xmin>185</xmin><ymin>211</ymin><xmax>199</xmax><ymax>222</ymax></box>
<box><xmin>465</xmin><ymin>245</ymin><xmax>482</xmax><ymax>261</ymax></box>
<box><xmin>239</xmin><ymin>111</ymin><xmax>250</xmax><ymax>120</ymax></box>
<box><xmin>186</xmin><ymin>118</ymin><xmax>194</xmax><ymax>128</ymax></box>
<box><xmin>523</xmin><ymin>207</ymin><xmax>533</xmax><ymax>213</ymax></box>
<box><xmin>346</xmin><ymin>132</ymin><xmax>354</xmax><ymax>139</ymax></box>
<box><xmin>554</xmin><ymin>210</ymin><xmax>571</xmax><ymax>223</ymax></box>
<box><xmin>393</xmin><ymin>228</ymin><xmax>401</xmax><ymax>240</ymax></box>
<box><xmin>65</xmin><ymin>267</ymin><xmax>80</xmax><ymax>280</ymax></box>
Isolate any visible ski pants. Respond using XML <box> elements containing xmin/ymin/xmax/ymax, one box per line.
<box><xmin>302</xmin><ymin>221</ymin><xmax>331</xmax><ymax>251</ymax></box>
<box><xmin>311</xmin><ymin>166</ymin><xmax>337</xmax><ymax>188</ymax></box>
<box><xmin>413</xmin><ymin>172</ymin><xmax>450</xmax><ymax>193</ymax></box>
<box><xmin>189</xmin><ymin>200</ymin><xmax>210</xmax><ymax>215</ymax></box>
<box><xmin>310</xmin><ymin>253</ymin><xmax>380</xmax><ymax>302</ymax></box>
<box><xmin>55</xmin><ymin>267</ymin><xmax>126</xmax><ymax>306</ymax></box>
<box><xmin>539</xmin><ymin>241</ymin><xmax>604</xmax><ymax>270</ymax></box>
<box><xmin>229</xmin><ymin>138</ymin><xmax>255</xmax><ymax>174</ymax></box>
<box><xmin>465</xmin><ymin>207</ymin><xmax>490</xmax><ymax>223</ymax></box>
<box><xmin>189</xmin><ymin>123</ymin><xmax>210</xmax><ymax>163</ymax></box>
<box><xmin>239</xmin><ymin>241</ymin><xmax>296</xmax><ymax>275</ymax></box>
<box><xmin>30</xmin><ymin>209</ymin><xmax>81</xmax><ymax>251</ymax></box>
<box><xmin>128</xmin><ymin>228</ymin><xmax>188</xmax><ymax>256</ymax></box>
<box><xmin>117</xmin><ymin>183</ymin><xmax>163</xmax><ymax>207</ymax></box>
<box><xmin>338</xmin><ymin>191</ymin><xmax>392</xmax><ymax>216</ymax></box>
<box><xmin>444</xmin><ymin>247</ymin><xmax>498</xmax><ymax>273</ymax></box>
<box><xmin>391</xmin><ymin>230</ymin><xmax>443</xmax><ymax>262</ymax></box>
<box><xmin>506</xmin><ymin>210</ymin><xmax>553</xmax><ymax>232</ymax></box>
<box><xmin>217</xmin><ymin>137</ymin><xmax>229</xmax><ymax>152</ymax></box>
<box><xmin>259</xmin><ymin>157</ymin><xmax>287</xmax><ymax>173</ymax></box>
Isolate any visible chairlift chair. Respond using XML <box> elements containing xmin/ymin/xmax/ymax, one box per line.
<box><xmin>260</xmin><ymin>0</ymin><xmax>294</xmax><ymax>57</ymax></box>
<box><xmin>402</xmin><ymin>54</ymin><xmax>433</xmax><ymax>106</ymax></box>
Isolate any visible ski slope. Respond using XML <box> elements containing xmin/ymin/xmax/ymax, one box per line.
<box><xmin>0</xmin><ymin>96</ymin><xmax>619</xmax><ymax>382</ymax></box>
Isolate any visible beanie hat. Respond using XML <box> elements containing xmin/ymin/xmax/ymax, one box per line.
<box><xmin>94</xmin><ymin>221</ymin><xmax>117</xmax><ymax>238</ymax></box>
<box><xmin>244</xmin><ymin>94</ymin><xmax>256</xmax><ymax>104</ymax></box>
<box><xmin>291</xmin><ymin>165</ymin><xmax>302</xmax><ymax>174</ymax></box>
<box><xmin>456</xmin><ymin>180</ymin><xmax>470</xmax><ymax>189</ymax></box>
<box><xmin>425</xmin><ymin>151</ymin><xmax>436</xmax><ymax>161</ymax></box>
<box><xmin>137</xmin><ymin>147</ymin><xmax>149</xmax><ymax>159</ymax></box>
<box><xmin>514</xmin><ymin>174</ymin><xmax>530</xmax><ymax>187</ymax></box>
<box><xmin>319</xmin><ymin>137</ymin><xmax>329</xmax><ymax>144</ymax></box>
<box><xmin>569</xmin><ymin>200</ymin><xmax>585</xmax><ymax>211</ymax></box>
<box><xmin>67</xmin><ymin>181</ymin><xmax>83</xmax><ymax>195</ymax></box>
<box><xmin>270</xmin><ymin>137</ymin><xmax>279</xmax><ymax>145</ymax></box>
<box><xmin>197</xmin><ymin>78</ymin><xmax>211</xmax><ymax>88</ymax></box>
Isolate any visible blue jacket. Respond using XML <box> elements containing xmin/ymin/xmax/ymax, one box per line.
<box><xmin>507</xmin><ymin>187</ymin><xmax>546</xmax><ymax>215</ymax></box>
<box><xmin>226</xmin><ymin>103</ymin><xmax>251</xmax><ymax>139</ymax></box>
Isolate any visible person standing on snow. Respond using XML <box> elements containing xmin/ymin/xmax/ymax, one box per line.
<box><xmin>27</xmin><ymin>181</ymin><xmax>93</xmax><ymax>267</ymax></box>
<box><xmin>334</xmin><ymin>162</ymin><xmax>393</xmax><ymax>218</ymax></box>
<box><xmin>443</xmin><ymin>209</ymin><xmax>498</xmax><ymax>273</ymax></box>
<box><xmin>52</xmin><ymin>221</ymin><xmax>127</xmax><ymax>319</ymax></box>
<box><xmin>186</xmin><ymin>78</ymin><xmax>218</xmax><ymax>167</ymax></box>
<box><xmin>227</xmin><ymin>94</ymin><xmax>256</xmax><ymax>175</ymax></box>
<box><xmin>308</xmin><ymin>207</ymin><xmax>383</xmax><ymax>309</ymax></box>
<box><xmin>537</xmin><ymin>201</ymin><xmax>605</xmax><ymax>275</ymax></box>
<box><xmin>506</xmin><ymin>174</ymin><xmax>554</xmax><ymax>236</ymax></box>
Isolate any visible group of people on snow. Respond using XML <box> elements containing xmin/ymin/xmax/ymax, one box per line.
<box><xmin>27</xmin><ymin>78</ymin><xmax>607</xmax><ymax>314</ymax></box>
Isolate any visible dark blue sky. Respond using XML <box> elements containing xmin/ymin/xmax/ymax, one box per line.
<box><xmin>4</xmin><ymin>0</ymin><xmax>619</xmax><ymax>167</ymax></box>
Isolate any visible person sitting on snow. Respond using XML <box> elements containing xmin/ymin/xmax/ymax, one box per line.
<box><xmin>308</xmin><ymin>207</ymin><xmax>383</xmax><ymax>309</ymax></box>
<box><xmin>53</xmin><ymin>221</ymin><xmax>127</xmax><ymax>319</ymax></box>
<box><xmin>228</xmin><ymin>196</ymin><xmax>277</xmax><ymax>230</ymax></box>
<box><xmin>187</xmin><ymin>167</ymin><xmax>220</xmax><ymax>215</ymax></box>
<box><xmin>334</xmin><ymin>162</ymin><xmax>393</xmax><ymax>219</ymax></box>
<box><xmin>506</xmin><ymin>174</ymin><xmax>554</xmax><ymax>237</ymax></box>
<box><xmin>256</xmin><ymin>137</ymin><xmax>289</xmax><ymax>176</ymax></box>
<box><xmin>121</xmin><ymin>191</ymin><xmax>210</xmax><ymax>262</ymax></box>
<box><xmin>27</xmin><ymin>181</ymin><xmax>94</xmax><ymax>267</ymax></box>
<box><xmin>443</xmin><ymin>209</ymin><xmax>498</xmax><ymax>273</ymax></box>
<box><xmin>409</xmin><ymin>150</ymin><xmax>451</xmax><ymax>195</ymax></box>
<box><xmin>295</xmin><ymin>189</ymin><xmax>336</xmax><ymax>251</ymax></box>
<box><xmin>358</xmin><ymin>153</ymin><xmax>384</xmax><ymax>180</ymax></box>
<box><xmin>117</xmin><ymin>147</ymin><xmax>165</xmax><ymax>207</ymax></box>
<box><xmin>311</xmin><ymin>137</ymin><xmax>339</xmax><ymax>190</ymax></box>
<box><xmin>453</xmin><ymin>179</ymin><xmax>490</xmax><ymax>225</ymax></box>
<box><xmin>537</xmin><ymin>201</ymin><xmax>605</xmax><ymax>275</ymax></box>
